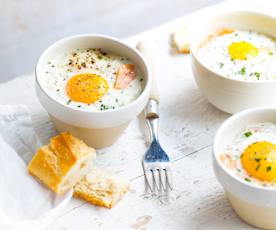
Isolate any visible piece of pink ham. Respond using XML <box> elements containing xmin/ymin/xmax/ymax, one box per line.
<box><xmin>114</xmin><ymin>64</ymin><xmax>136</xmax><ymax>89</ymax></box>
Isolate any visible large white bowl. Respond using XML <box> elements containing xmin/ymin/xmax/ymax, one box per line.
<box><xmin>36</xmin><ymin>34</ymin><xmax>151</xmax><ymax>148</ymax></box>
<box><xmin>190</xmin><ymin>11</ymin><xmax>276</xmax><ymax>114</ymax></box>
<box><xmin>213</xmin><ymin>107</ymin><xmax>276</xmax><ymax>229</ymax></box>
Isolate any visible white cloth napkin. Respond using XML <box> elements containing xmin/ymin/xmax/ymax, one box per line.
<box><xmin>0</xmin><ymin>105</ymin><xmax>72</xmax><ymax>230</ymax></box>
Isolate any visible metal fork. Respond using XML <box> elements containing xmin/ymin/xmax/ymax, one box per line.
<box><xmin>137</xmin><ymin>41</ymin><xmax>173</xmax><ymax>193</ymax></box>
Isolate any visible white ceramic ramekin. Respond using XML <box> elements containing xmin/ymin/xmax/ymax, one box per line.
<box><xmin>213</xmin><ymin>107</ymin><xmax>276</xmax><ymax>229</ymax></box>
<box><xmin>35</xmin><ymin>34</ymin><xmax>151</xmax><ymax>148</ymax></box>
<box><xmin>190</xmin><ymin>11</ymin><xmax>276</xmax><ymax>114</ymax></box>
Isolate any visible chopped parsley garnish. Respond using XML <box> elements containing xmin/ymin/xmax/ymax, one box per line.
<box><xmin>245</xmin><ymin>178</ymin><xmax>251</xmax><ymax>182</ymax></box>
<box><xmin>254</xmin><ymin>72</ymin><xmax>260</xmax><ymax>80</ymax></box>
<box><xmin>244</xmin><ymin>131</ymin><xmax>252</xmax><ymax>137</ymax></box>
<box><xmin>219</xmin><ymin>62</ymin><xmax>224</xmax><ymax>68</ymax></box>
<box><xmin>100</xmin><ymin>104</ymin><xmax>109</xmax><ymax>111</ymax></box>
<box><xmin>256</xmin><ymin>164</ymin><xmax>261</xmax><ymax>171</ymax></box>
<box><xmin>267</xmin><ymin>166</ymin><xmax>272</xmax><ymax>172</ymax></box>
<box><xmin>239</xmin><ymin>67</ymin><xmax>246</xmax><ymax>75</ymax></box>
<box><xmin>269</xmin><ymin>51</ymin><xmax>274</xmax><ymax>56</ymax></box>
<box><xmin>67</xmin><ymin>99</ymin><xmax>72</xmax><ymax>105</ymax></box>
<box><xmin>250</xmin><ymin>72</ymin><xmax>261</xmax><ymax>80</ymax></box>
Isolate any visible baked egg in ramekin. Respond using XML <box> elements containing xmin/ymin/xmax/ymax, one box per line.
<box><xmin>214</xmin><ymin>107</ymin><xmax>276</xmax><ymax>229</ymax></box>
<box><xmin>190</xmin><ymin>11</ymin><xmax>276</xmax><ymax>114</ymax></box>
<box><xmin>35</xmin><ymin>34</ymin><xmax>151</xmax><ymax>148</ymax></box>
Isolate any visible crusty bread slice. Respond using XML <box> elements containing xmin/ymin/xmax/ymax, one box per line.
<box><xmin>73</xmin><ymin>168</ymin><xmax>129</xmax><ymax>208</ymax></box>
<box><xmin>172</xmin><ymin>25</ymin><xmax>190</xmax><ymax>54</ymax></box>
<box><xmin>28</xmin><ymin>132</ymin><xmax>96</xmax><ymax>194</ymax></box>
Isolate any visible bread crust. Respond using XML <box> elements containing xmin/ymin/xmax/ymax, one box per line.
<box><xmin>172</xmin><ymin>25</ymin><xmax>190</xmax><ymax>54</ymax></box>
<box><xmin>28</xmin><ymin>132</ymin><xmax>96</xmax><ymax>194</ymax></box>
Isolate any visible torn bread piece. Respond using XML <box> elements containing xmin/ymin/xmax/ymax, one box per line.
<box><xmin>172</xmin><ymin>25</ymin><xmax>190</xmax><ymax>54</ymax></box>
<box><xmin>73</xmin><ymin>168</ymin><xmax>129</xmax><ymax>208</ymax></box>
<box><xmin>28</xmin><ymin>132</ymin><xmax>96</xmax><ymax>194</ymax></box>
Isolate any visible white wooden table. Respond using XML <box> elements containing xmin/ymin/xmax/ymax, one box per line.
<box><xmin>1</xmin><ymin>1</ymin><xmax>275</xmax><ymax>229</ymax></box>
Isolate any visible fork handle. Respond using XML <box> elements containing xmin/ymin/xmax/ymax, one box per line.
<box><xmin>146</xmin><ymin>99</ymin><xmax>159</xmax><ymax>142</ymax></box>
<box><xmin>136</xmin><ymin>40</ymin><xmax>159</xmax><ymax>102</ymax></box>
<box><xmin>137</xmin><ymin>40</ymin><xmax>160</xmax><ymax>142</ymax></box>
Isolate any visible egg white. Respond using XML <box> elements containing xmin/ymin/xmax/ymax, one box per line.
<box><xmin>222</xmin><ymin>122</ymin><xmax>276</xmax><ymax>187</ymax></box>
<box><xmin>197</xmin><ymin>30</ymin><xmax>276</xmax><ymax>81</ymax></box>
<box><xmin>40</xmin><ymin>49</ymin><xmax>144</xmax><ymax>111</ymax></box>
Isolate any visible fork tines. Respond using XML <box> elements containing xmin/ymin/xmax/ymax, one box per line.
<box><xmin>143</xmin><ymin>140</ymin><xmax>173</xmax><ymax>193</ymax></box>
<box><xmin>143</xmin><ymin>163</ymin><xmax>173</xmax><ymax>193</ymax></box>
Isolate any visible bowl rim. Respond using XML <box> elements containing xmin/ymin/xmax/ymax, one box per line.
<box><xmin>35</xmin><ymin>33</ymin><xmax>151</xmax><ymax>114</ymax></box>
<box><xmin>213</xmin><ymin>106</ymin><xmax>276</xmax><ymax>192</ymax></box>
<box><xmin>190</xmin><ymin>10</ymin><xmax>276</xmax><ymax>84</ymax></box>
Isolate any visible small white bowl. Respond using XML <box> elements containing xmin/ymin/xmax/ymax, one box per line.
<box><xmin>213</xmin><ymin>107</ymin><xmax>276</xmax><ymax>229</ymax></box>
<box><xmin>35</xmin><ymin>34</ymin><xmax>151</xmax><ymax>148</ymax></box>
<box><xmin>190</xmin><ymin>11</ymin><xmax>276</xmax><ymax>114</ymax></box>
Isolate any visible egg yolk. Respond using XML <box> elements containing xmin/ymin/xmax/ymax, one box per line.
<box><xmin>228</xmin><ymin>41</ymin><xmax>258</xmax><ymax>60</ymax></box>
<box><xmin>241</xmin><ymin>141</ymin><xmax>276</xmax><ymax>182</ymax></box>
<box><xmin>66</xmin><ymin>73</ymin><xmax>108</xmax><ymax>104</ymax></box>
